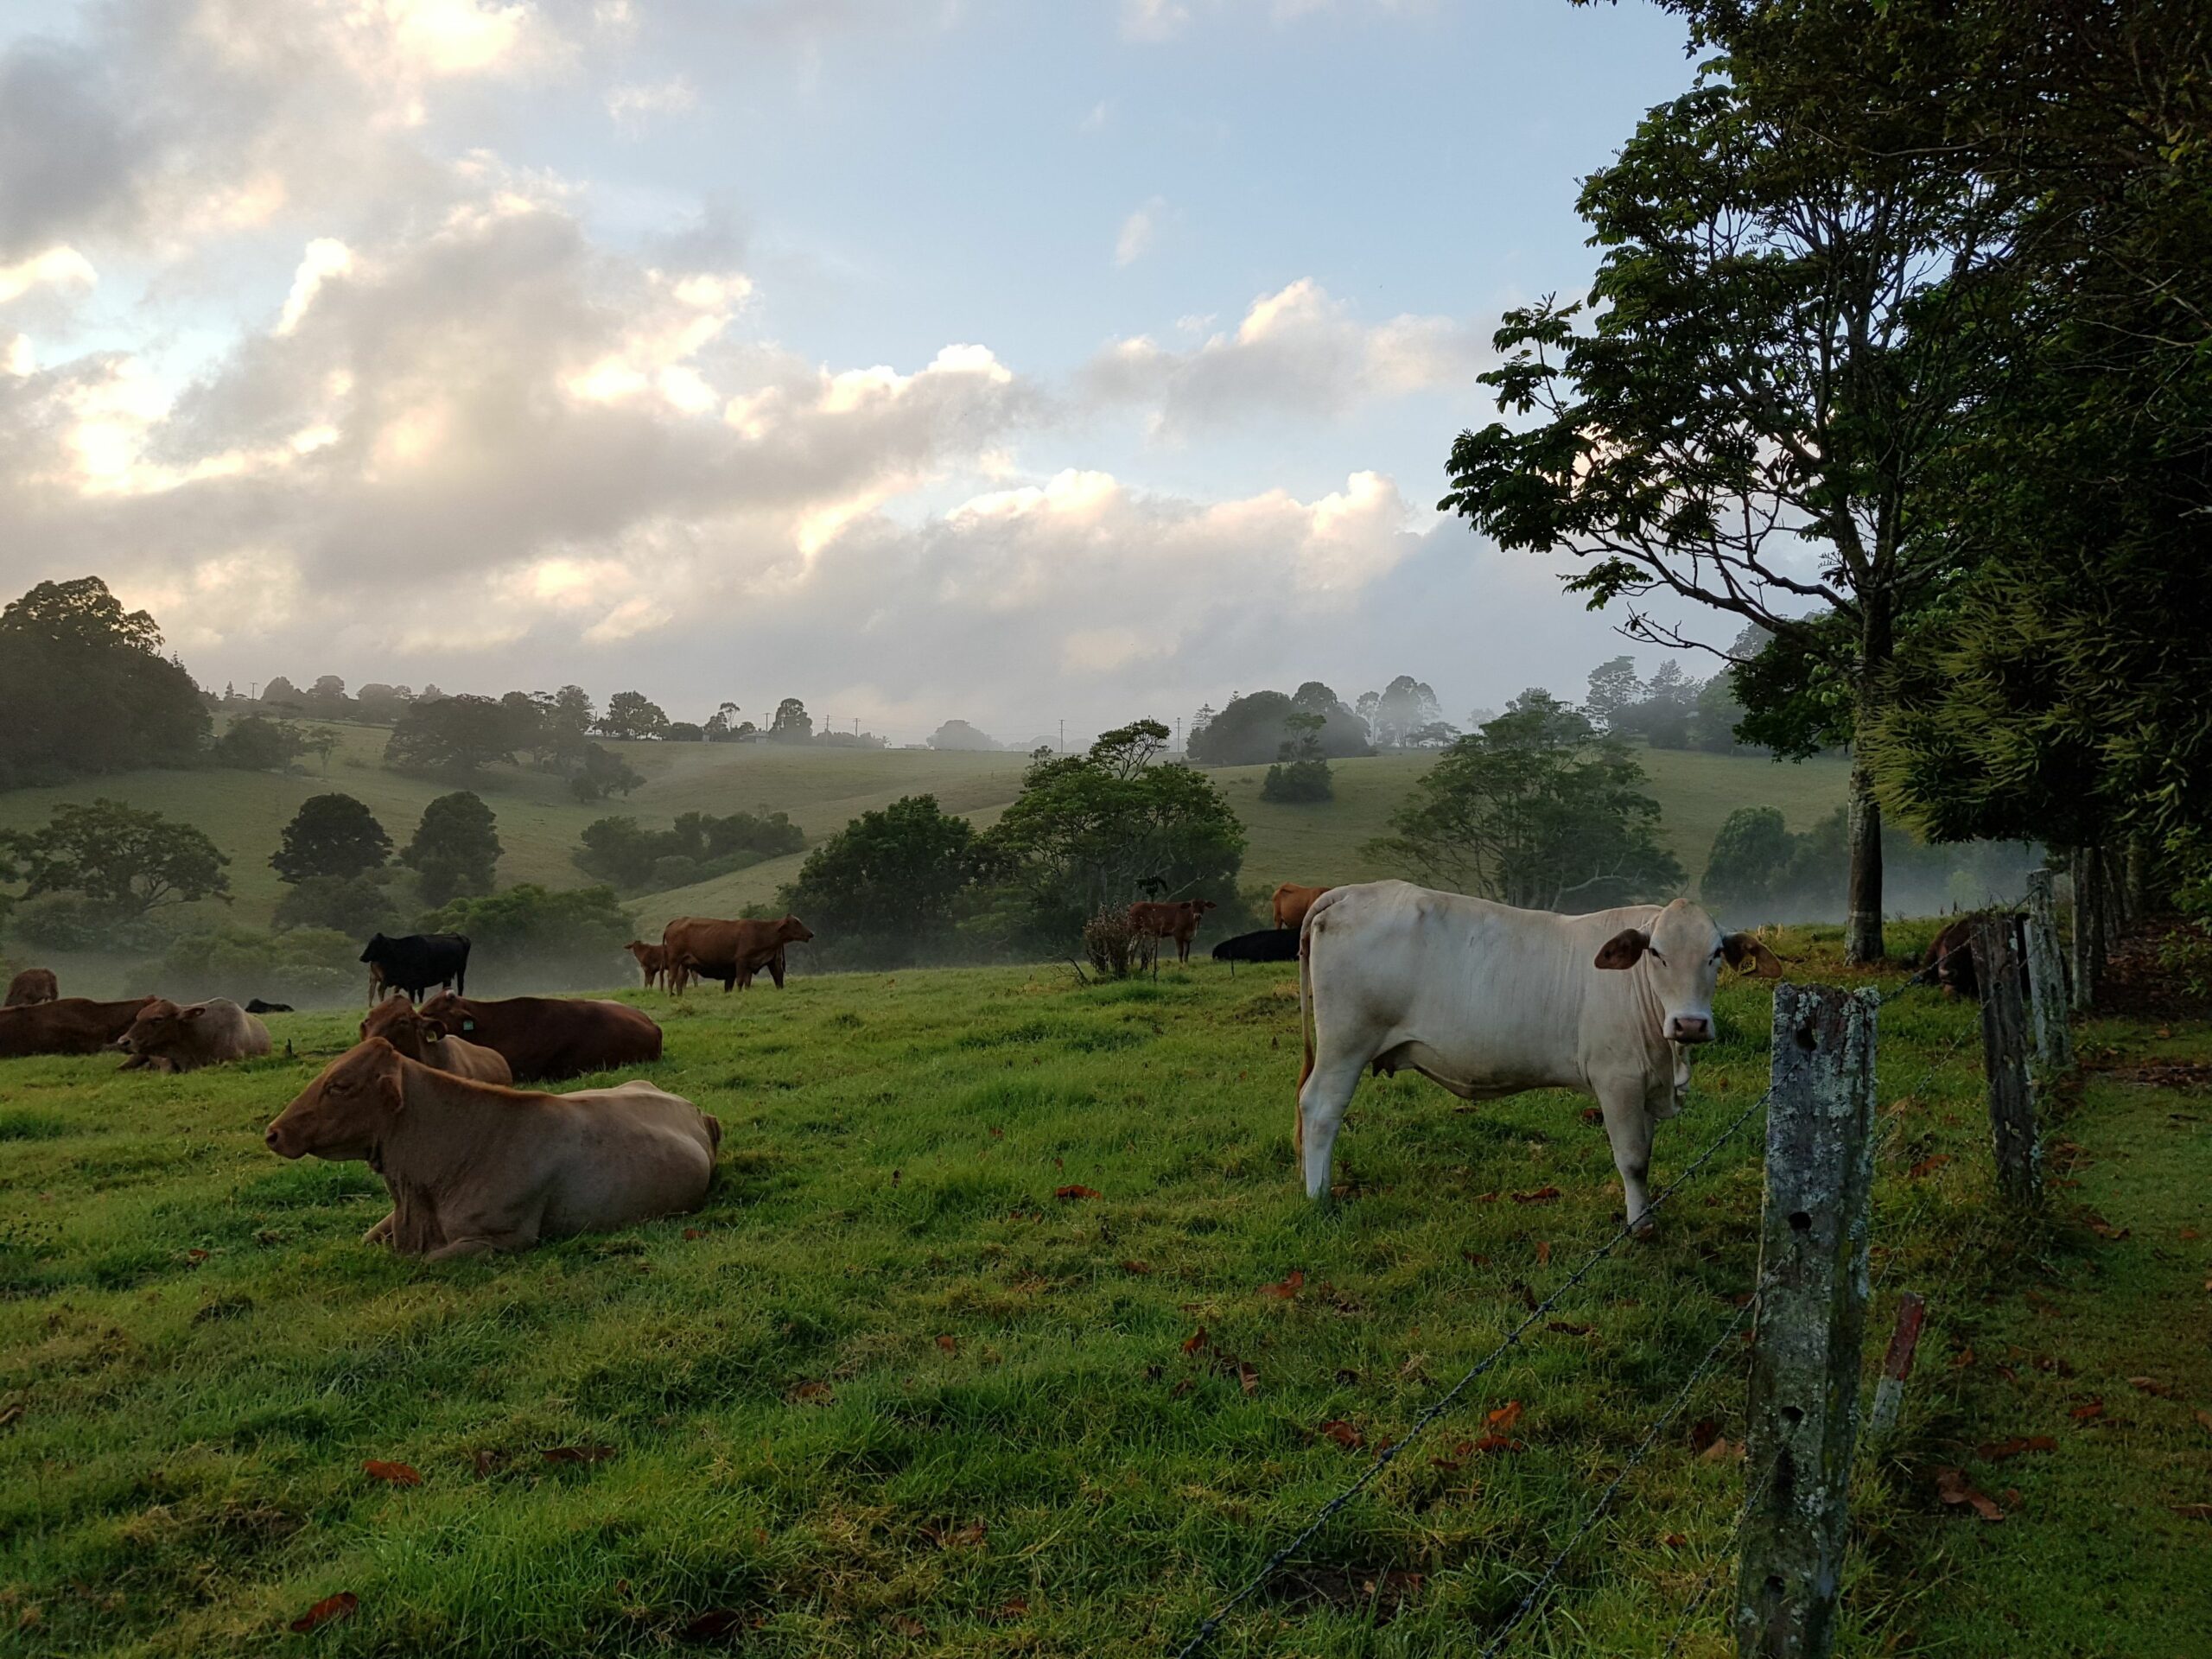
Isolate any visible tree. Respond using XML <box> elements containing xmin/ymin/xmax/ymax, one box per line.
<box><xmin>301</xmin><ymin>726</ymin><xmax>341</xmax><ymax>772</ymax></box>
<box><xmin>1</xmin><ymin>799</ymin><xmax>231</xmax><ymax>918</ymax></box>
<box><xmin>1187</xmin><ymin>688</ymin><xmax>1371</xmax><ymax>766</ymax></box>
<box><xmin>1584</xmin><ymin>657</ymin><xmax>1643</xmax><ymax>734</ymax></box>
<box><xmin>402</xmin><ymin>791</ymin><xmax>502</xmax><ymax>906</ymax></box>
<box><xmin>928</xmin><ymin>719</ymin><xmax>999</xmax><ymax>752</ymax></box>
<box><xmin>1701</xmin><ymin>806</ymin><xmax>1798</xmax><ymax>919</ymax></box>
<box><xmin>1367</xmin><ymin>692</ymin><xmax>1682</xmax><ymax>911</ymax></box>
<box><xmin>779</xmin><ymin>795</ymin><xmax>980</xmax><ymax>963</ymax></box>
<box><xmin>769</xmin><ymin>697</ymin><xmax>814</xmax><ymax>743</ymax></box>
<box><xmin>599</xmin><ymin>690</ymin><xmax>671</xmax><ymax>742</ymax></box>
<box><xmin>1362</xmin><ymin>676</ymin><xmax>1445</xmax><ymax>748</ymax></box>
<box><xmin>211</xmin><ymin>715</ymin><xmax>308</xmax><ymax>772</ymax></box>
<box><xmin>982</xmin><ymin>720</ymin><xmax>1245</xmax><ymax>941</ymax></box>
<box><xmin>261</xmin><ymin>675</ymin><xmax>302</xmax><ymax>706</ymax></box>
<box><xmin>1863</xmin><ymin>0</ymin><xmax>2212</xmax><ymax>930</ymax></box>
<box><xmin>1440</xmin><ymin>7</ymin><xmax>2016</xmax><ymax>959</ymax></box>
<box><xmin>568</xmin><ymin>743</ymin><xmax>645</xmax><ymax>804</ymax></box>
<box><xmin>272</xmin><ymin>874</ymin><xmax>401</xmax><ymax>936</ymax></box>
<box><xmin>385</xmin><ymin>694</ymin><xmax>518</xmax><ymax>776</ymax></box>
<box><xmin>666</xmin><ymin>721</ymin><xmax>705</xmax><ymax>743</ymax></box>
<box><xmin>355</xmin><ymin>683</ymin><xmax>412</xmax><ymax>723</ymax></box>
<box><xmin>0</xmin><ymin>577</ymin><xmax>210</xmax><ymax>787</ymax></box>
<box><xmin>1261</xmin><ymin>712</ymin><xmax>1334</xmax><ymax>804</ymax></box>
<box><xmin>416</xmin><ymin>885</ymin><xmax>638</xmax><ymax>993</ymax></box>
<box><xmin>270</xmin><ymin>793</ymin><xmax>391</xmax><ymax>884</ymax></box>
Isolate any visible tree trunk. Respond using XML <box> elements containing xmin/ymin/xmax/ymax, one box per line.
<box><xmin>1845</xmin><ymin>601</ymin><xmax>1892</xmax><ymax>965</ymax></box>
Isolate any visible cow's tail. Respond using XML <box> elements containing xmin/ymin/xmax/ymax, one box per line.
<box><xmin>1294</xmin><ymin>887</ymin><xmax>1354</xmax><ymax>1157</ymax></box>
<box><xmin>703</xmin><ymin>1112</ymin><xmax>723</xmax><ymax>1154</ymax></box>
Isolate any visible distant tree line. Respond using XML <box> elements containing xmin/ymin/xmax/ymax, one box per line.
<box><xmin>572</xmin><ymin>810</ymin><xmax>806</xmax><ymax>893</ymax></box>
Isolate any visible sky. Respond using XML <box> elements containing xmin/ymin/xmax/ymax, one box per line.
<box><xmin>0</xmin><ymin>0</ymin><xmax>1705</xmax><ymax>745</ymax></box>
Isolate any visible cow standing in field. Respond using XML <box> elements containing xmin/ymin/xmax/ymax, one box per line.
<box><xmin>1271</xmin><ymin>883</ymin><xmax>1332</xmax><ymax>931</ymax></box>
<box><xmin>111</xmin><ymin>998</ymin><xmax>271</xmax><ymax>1073</ymax></box>
<box><xmin>1128</xmin><ymin>899</ymin><xmax>1217</xmax><ymax>965</ymax></box>
<box><xmin>1922</xmin><ymin>917</ymin><xmax>1981</xmax><ymax>1000</ymax></box>
<box><xmin>5</xmin><ymin>968</ymin><xmax>59</xmax><ymax>1007</ymax></box>
<box><xmin>360</xmin><ymin>932</ymin><xmax>471</xmax><ymax>1005</ymax></box>
<box><xmin>662</xmin><ymin>915</ymin><xmax>814</xmax><ymax>996</ymax></box>
<box><xmin>264</xmin><ymin>1038</ymin><xmax>719</xmax><ymax>1258</ymax></box>
<box><xmin>416</xmin><ymin>991</ymin><xmax>663</xmax><ymax>1082</ymax></box>
<box><xmin>0</xmin><ymin>997</ymin><xmax>158</xmax><ymax>1059</ymax></box>
<box><xmin>362</xmin><ymin>996</ymin><xmax>512</xmax><ymax>1084</ymax></box>
<box><xmin>1295</xmin><ymin>883</ymin><xmax>1781</xmax><ymax>1231</ymax></box>
<box><xmin>625</xmin><ymin>939</ymin><xmax>671</xmax><ymax>992</ymax></box>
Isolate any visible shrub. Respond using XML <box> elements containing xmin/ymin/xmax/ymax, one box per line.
<box><xmin>272</xmin><ymin>874</ymin><xmax>401</xmax><ymax>936</ymax></box>
<box><xmin>416</xmin><ymin>884</ymin><xmax>637</xmax><ymax>991</ymax></box>
<box><xmin>9</xmin><ymin>893</ymin><xmax>168</xmax><ymax>954</ymax></box>
<box><xmin>1082</xmin><ymin>906</ymin><xmax>1154</xmax><ymax>979</ymax></box>
<box><xmin>138</xmin><ymin>925</ymin><xmax>361</xmax><ymax>1006</ymax></box>
<box><xmin>1260</xmin><ymin>757</ymin><xmax>1333</xmax><ymax>803</ymax></box>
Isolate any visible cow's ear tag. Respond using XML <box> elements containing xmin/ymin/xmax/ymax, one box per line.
<box><xmin>462</xmin><ymin>1019</ymin><xmax>476</xmax><ymax>1033</ymax></box>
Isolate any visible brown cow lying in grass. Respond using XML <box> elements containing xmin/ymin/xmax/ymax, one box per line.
<box><xmin>111</xmin><ymin>998</ymin><xmax>271</xmax><ymax>1073</ymax></box>
<box><xmin>264</xmin><ymin>1038</ymin><xmax>720</xmax><ymax>1258</ymax></box>
<box><xmin>2</xmin><ymin>997</ymin><xmax>156</xmax><ymax>1058</ymax></box>
<box><xmin>416</xmin><ymin>991</ymin><xmax>662</xmax><ymax>1082</ymax></box>
<box><xmin>361</xmin><ymin>995</ymin><xmax>512</xmax><ymax>1084</ymax></box>
<box><xmin>5</xmin><ymin>967</ymin><xmax>59</xmax><ymax>1007</ymax></box>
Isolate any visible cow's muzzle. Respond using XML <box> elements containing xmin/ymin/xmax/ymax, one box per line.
<box><xmin>1667</xmin><ymin>1015</ymin><xmax>1713</xmax><ymax>1044</ymax></box>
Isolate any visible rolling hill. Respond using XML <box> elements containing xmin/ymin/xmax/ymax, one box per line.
<box><xmin>0</xmin><ymin>727</ymin><xmax>1849</xmax><ymax>943</ymax></box>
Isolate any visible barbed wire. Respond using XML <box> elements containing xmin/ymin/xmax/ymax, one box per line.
<box><xmin>1169</xmin><ymin>1081</ymin><xmax>1777</xmax><ymax>1658</ymax></box>
<box><xmin>1656</xmin><ymin>1451</ymin><xmax>1783</xmax><ymax>1659</ymax></box>
<box><xmin>1478</xmin><ymin>1288</ymin><xmax>1764</xmax><ymax>1657</ymax></box>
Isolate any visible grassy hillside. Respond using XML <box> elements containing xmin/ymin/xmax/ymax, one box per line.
<box><xmin>0</xmin><ymin>734</ymin><xmax>1845</xmax><ymax>943</ymax></box>
<box><xmin>2</xmin><ymin>936</ymin><xmax>2204</xmax><ymax>1656</ymax></box>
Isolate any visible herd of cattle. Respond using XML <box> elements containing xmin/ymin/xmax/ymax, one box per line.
<box><xmin>2</xmin><ymin>874</ymin><xmax>1884</xmax><ymax>1254</ymax></box>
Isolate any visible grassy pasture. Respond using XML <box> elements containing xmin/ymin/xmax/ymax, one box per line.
<box><xmin>3</xmin><ymin>929</ymin><xmax>2205</xmax><ymax>1656</ymax></box>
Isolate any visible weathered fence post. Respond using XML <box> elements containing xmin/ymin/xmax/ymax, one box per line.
<box><xmin>1867</xmin><ymin>1291</ymin><xmax>1927</xmax><ymax>1441</ymax></box>
<box><xmin>1737</xmin><ymin>983</ymin><xmax>1879</xmax><ymax>1659</ymax></box>
<box><xmin>2069</xmin><ymin>846</ymin><xmax>2101</xmax><ymax>1013</ymax></box>
<box><xmin>1972</xmin><ymin>914</ymin><xmax>2043</xmax><ymax>1208</ymax></box>
<box><xmin>2022</xmin><ymin>870</ymin><xmax>2074</xmax><ymax>1075</ymax></box>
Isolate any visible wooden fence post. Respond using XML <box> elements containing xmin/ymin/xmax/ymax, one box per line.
<box><xmin>1973</xmin><ymin>914</ymin><xmax>2043</xmax><ymax>1208</ymax></box>
<box><xmin>1736</xmin><ymin>983</ymin><xmax>1879</xmax><ymax>1659</ymax></box>
<box><xmin>2069</xmin><ymin>846</ymin><xmax>2101</xmax><ymax>1014</ymax></box>
<box><xmin>2022</xmin><ymin>870</ymin><xmax>2074</xmax><ymax>1076</ymax></box>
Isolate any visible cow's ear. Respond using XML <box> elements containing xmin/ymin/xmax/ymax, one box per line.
<box><xmin>1724</xmin><ymin>933</ymin><xmax>1785</xmax><ymax>978</ymax></box>
<box><xmin>182</xmin><ymin>1005</ymin><xmax>205</xmax><ymax>1020</ymax></box>
<box><xmin>420</xmin><ymin>1016</ymin><xmax>449</xmax><ymax>1039</ymax></box>
<box><xmin>1594</xmin><ymin>928</ymin><xmax>1650</xmax><ymax>970</ymax></box>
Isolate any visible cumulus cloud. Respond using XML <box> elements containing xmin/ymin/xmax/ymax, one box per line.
<box><xmin>606</xmin><ymin>75</ymin><xmax>697</xmax><ymax>133</ymax></box>
<box><xmin>1082</xmin><ymin>276</ymin><xmax>1490</xmax><ymax>433</ymax></box>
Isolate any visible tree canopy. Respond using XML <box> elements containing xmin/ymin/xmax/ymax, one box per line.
<box><xmin>270</xmin><ymin>794</ymin><xmax>391</xmax><ymax>884</ymax></box>
<box><xmin>1</xmin><ymin>799</ymin><xmax>232</xmax><ymax>918</ymax></box>
<box><xmin>1188</xmin><ymin>683</ymin><xmax>1370</xmax><ymax>766</ymax></box>
<box><xmin>403</xmin><ymin>791</ymin><xmax>503</xmax><ymax>906</ymax></box>
<box><xmin>779</xmin><ymin>795</ymin><xmax>981</xmax><ymax>964</ymax></box>
<box><xmin>1369</xmin><ymin>692</ymin><xmax>1682</xmax><ymax>912</ymax></box>
<box><xmin>0</xmin><ymin>577</ymin><xmax>209</xmax><ymax>787</ymax></box>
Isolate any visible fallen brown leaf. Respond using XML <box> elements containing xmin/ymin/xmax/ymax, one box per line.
<box><xmin>1689</xmin><ymin>1417</ymin><xmax>1720</xmax><ymax>1453</ymax></box>
<box><xmin>683</xmin><ymin>1228</ymin><xmax>704</xmax><ymax>1240</ymax></box>
<box><xmin>1181</xmin><ymin>1327</ymin><xmax>1210</xmax><ymax>1355</ymax></box>
<box><xmin>1120</xmin><ymin>1260</ymin><xmax>1152</xmax><ymax>1274</ymax></box>
<box><xmin>1471</xmin><ymin>1433</ymin><xmax>1525</xmax><ymax>1453</ymax></box>
<box><xmin>362</xmin><ymin>1460</ymin><xmax>420</xmax><ymax>1486</ymax></box>
<box><xmin>1535</xmin><ymin>1240</ymin><xmax>1552</xmax><ymax>1266</ymax></box>
<box><xmin>1547</xmin><ymin>1319</ymin><xmax>1594</xmax><ymax>1336</ymax></box>
<box><xmin>1055</xmin><ymin>1185</ymin><xmax>1100</xmax><ymax>1201</ymax></box>
<box><xmin>1935</xmin><ymin>1466</ymin><xmax>2005</xmax><ymax>1522</ymax></box>
<box><xmin>1951</xmin><ymin>1345</ymin><xmax>1975</xmax><ymax>1369</ymax></box>
<box><xmin>789</xmin><ymin>1382</ymin><xmax>835</xmax><ymax>1405</ymax></box>
<box><xmin>1700</xmin><ymin>1436</ymin><xmax>1741</xmax><ymax>1462</ymax></box>
<box><xmin>2171</xmin><ymin>1503</ymin><xmax>2212</xmax><ymax>1521</ymax></box>
<box><xmin>1259</xmin><ymin>1269</ymin><xmax>1306</xmax><ymax>1300</ymax></box>
<box><xmin>1510</xmin><ymin>1185</ymin><xmax>1561</xmax><ymax>1205</ymax></box>
<box><xmin>289</xmin><ymin>1593</ymin><xmax>358</xmax><ymax>1633</ymax></box>
<box><xmin>2070</xmin><ymin>1398</ymin><xmax>2106</xmax><ymax>1421</ymax></box>
<box><xmin>1977</xmin><ymin>1435</ymin><xmax>2057</xmax><ymax>1461</ymax></box>
<box><xmin>1909</xmin><ymin>1154</ymin><xmax>1953</xmax><ymax>1179</ymax></box>
<box><xmin>1660</xmin><ymin>1532</ymin><xmax>1687</xmax><ymax>1548</ymax></box>
<box><xmin>542</xmin><ymin>1445</ymin><xmax>617</xmax><ymax>1463</ymax></box>
<box><xmin>2196</xmin><ymin>1409</ymin><xmax>2212</xmax><ymax>1434</ymax></box>
<box><xmin>2128</xmin><ymin>1376</ymin><xmax>2172</xmax><ymax>1396</ymax></box>
<box><xmin>887</xmin><ymin>1612</ymin><xmax>925</xmax><ymax>1637</ymax></box>
<box><xmin>935</xmin><ymin>1335</ymin><xmax>957</xmax><ymax>1354</ymax></box>
<box><xmin>1319</xmin><ymin>1420</ymin><xmax>1363</xmax><ymax>1449</ymax></box>
<box><xmin>1461</xmin><ymin>1250</ymin><xmax>1491</xmax><ymax>1266</ymax></box>
<box><xmin>471</xmin><ymin>1449</ymin><xmax>497</xmax><ymax>1477</ymax></box>
<box><xmin>1238</xmin><ymin>1363</ymin><xmax>1260</xmax><ymax>1396</ymax></box>
<box><xmin>1486</xmin><ymin>1400</ymin><xmax>1524</xmax><ymax>1433</ymax></box>
<box><xmin>1475</xmin><ymin>1192</ymin><xmax>1499</xmax><ymax>1203</ymax></box>
<box><xmin>994</xmin><ymin>1598</ymin><xmax>1030</xmax><ymax>1621</ymax></box>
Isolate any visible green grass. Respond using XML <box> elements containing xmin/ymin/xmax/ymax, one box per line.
<box><xmin>3</xmin><ymin>931</ymin><xmax>2203</xmax><ymax>1656</ymax></box>
<box><xmin>0</xmin><ymin>737</ymin><xmax>1841</xmax><ymax>941</ymax></box>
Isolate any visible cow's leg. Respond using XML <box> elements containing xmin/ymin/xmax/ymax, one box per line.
<box><xmin>768</xmin><ymin>949</ymin><xmax>787</xmax><ymax>989</ymax></box>
<box><xmin>1595</xmin><ymin>1078</ymin><xmax>1657</xmax><ymax>1233</ymax></box>
<box><xmin>1297</xmin><ymin>1049</ymin><xmax>1367</xmax><ymax>1200</ymax></box>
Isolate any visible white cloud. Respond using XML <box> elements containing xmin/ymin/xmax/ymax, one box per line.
<box><xmin>0</xmin><ymin>246</ymin><xmax>97</xmax><ymax>305</ymax></box>
<box><xmin>1115</xmin><ymin>198</ymin><xmax>1163</xmax><ymax>267</ymax></box>
<box><xmin>1121</xmin><ymin>0</ymin><xmax>1192</xmax><ymax>41</ymax></box>
<box><xmin>607</xmin><ymin>76</ymin><xmax>698</xmax><ymax>133</ymax></box>
<box><xmin>276</xmin><ymin>238</ymin><xmax>355</xmax><ymax>335</ymax></box>
<box><xmin>1083</xmin><ymin>277</ymin><xmax>1490</xmax><ymax>430</ymax></box>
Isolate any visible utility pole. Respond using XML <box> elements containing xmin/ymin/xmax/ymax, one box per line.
<box><xmin>1058</xmin><ymin>718</ymin><xmax>1065</xmax><ymax>753</ymax></box>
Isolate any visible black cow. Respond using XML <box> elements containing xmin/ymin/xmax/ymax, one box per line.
<box><xmin>245</xmin><ymin>999</ymin><xmax>295</xmax><ymax>1014</ymax></box>
<box><xmin>360</xmin><ymin>932</ymin><xmax>472</xmax><ymax>1005</ymax></box>
<box><xmin>1211</xmin><ymin>928</ymin><xmax>1302</xmax><ymax>975</ymax></box>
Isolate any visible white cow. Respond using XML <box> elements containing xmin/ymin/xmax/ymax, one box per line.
<box><xmin>1295</xmin><ymin>882</ymin><xmax>1781</xmax><ymax>1229</ymax></box>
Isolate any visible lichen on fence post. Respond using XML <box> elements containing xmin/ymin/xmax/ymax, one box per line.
<box><xmin>1736</xmin><ymin>982</ymin><xmax>1878</xmax><ymax>1659</ymax></box>
<box><xmin>1973</xmin><ymin>913</ymin><xmax>2043</xmax><ymax>1208</ymax></box>
<box><xmin>2023</xmin><ymin>870</ymin><xmax>2074</xmax><ymax>1076</ymax></box>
